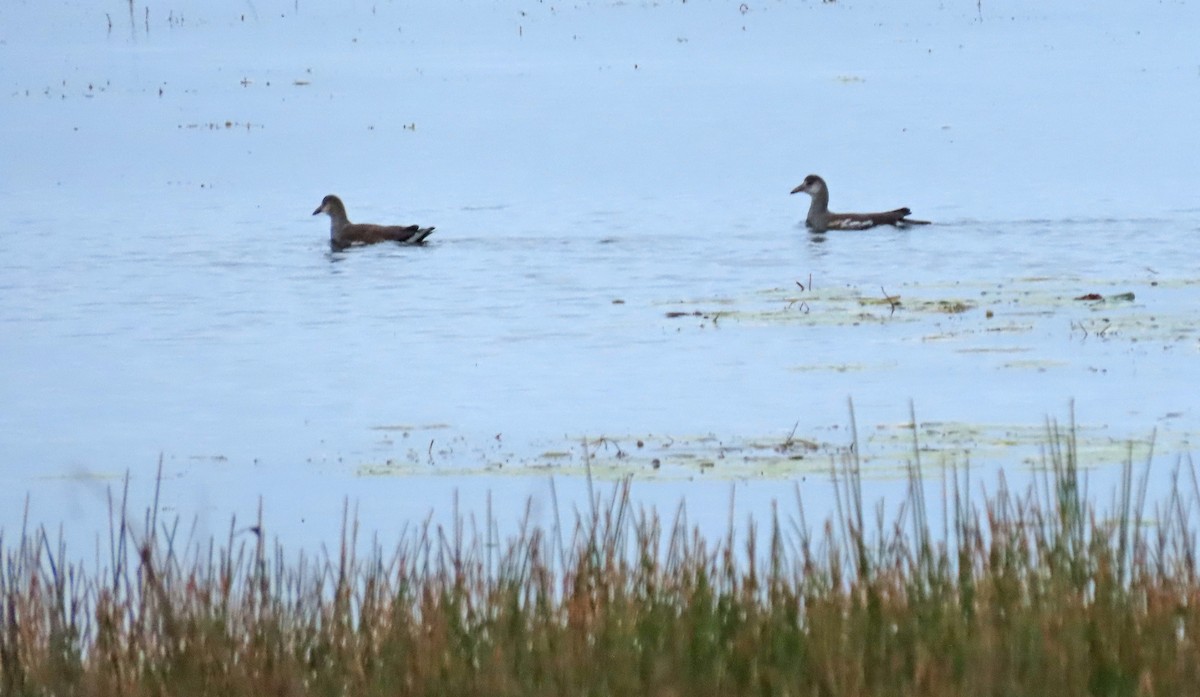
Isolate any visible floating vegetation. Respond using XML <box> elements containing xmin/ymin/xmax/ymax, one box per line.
<box><xmin>353</xmin><ymin>412</ymin><xmax>1190</xmax><ymax>482</ymax></box>
<box><xmin>658</xmin><ymin>275</ymin><xmax>1195</xmax><ymax>344</ymax></box>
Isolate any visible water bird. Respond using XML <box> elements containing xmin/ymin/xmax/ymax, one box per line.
<box><xmin>312</xmin><ymin>194</ymin><xmax>435</xmax><ymax>250</ymax></box>
<box><xmin>790</xmin><ymin>175</ymin><xmax>930</xmax><ymax>232</ymax></box>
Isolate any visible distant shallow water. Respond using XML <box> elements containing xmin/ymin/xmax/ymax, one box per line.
<box><xmin>2</xmin><ymin>0</ymin><xmax>1198</xmax><ymax>549</ymax></box>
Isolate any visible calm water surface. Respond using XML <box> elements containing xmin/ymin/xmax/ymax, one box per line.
<box><xmin>2</xmin><ymin>0</ymin><xmax>1198</xmax><ymax>549</ymax></box>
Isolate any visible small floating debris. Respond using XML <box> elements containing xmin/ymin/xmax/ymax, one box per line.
<box><xmin>1074</xmin><ymin>292</ymin><xmax>1135</xmax><ymax>302</ymax></box>
<box><xmin>187</xmin><ymin>454</ymin><xmax>228</xmax><ymax>463</ymax></box>
<box><xmin>932</xmin><ymin>299</ymin><xmax>973</xmax><ymax>313</ymax></box>
<box><xmin>178</xmin><ymin>121</ymin><xmax>264</xmax><ymax>130</ymax></box>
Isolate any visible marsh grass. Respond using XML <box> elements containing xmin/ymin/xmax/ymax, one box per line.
<box><xmin>3</xmin><ymin>424</ymin><xmax>1199</xmax><ymax>697</ymax></box>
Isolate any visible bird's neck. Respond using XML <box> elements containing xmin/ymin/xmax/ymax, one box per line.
<box><xmin>327</xmin><ymin>211</ymin><xmax>351</xmax><ymax>238</ymax></box>
<box><xmin>806</xmin><ymin>189</ymin><xmax>829</xmax><ymax>226</ymax></box>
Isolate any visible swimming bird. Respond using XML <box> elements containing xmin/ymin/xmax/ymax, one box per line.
<box><xmin>790</xmin><ymin>175</ymin><xmax>930</xmax><ymax>232</ymax></box>
<box><xmin>312</xmin><ymin>194</ymin><xmax>435</xmax><ymax>250</ymax></box>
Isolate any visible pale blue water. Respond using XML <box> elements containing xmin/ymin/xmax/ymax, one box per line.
<box><xmin>2</xmin><ymin>0</ymin><xmax>1198</xmax><ymax>550</ymax></box>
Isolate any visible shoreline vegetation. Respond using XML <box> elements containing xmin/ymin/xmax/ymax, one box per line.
<box><xmin>3</xmin><ymin>423</ymin><xmax>1198</xmax><ymax>696</ymax></box>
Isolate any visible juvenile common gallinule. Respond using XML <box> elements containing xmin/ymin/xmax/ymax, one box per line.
<box><xmin>790</xmin><ymin>175</ymin><xmax>929</xmax><ymax>232</ymax></box>
<box><xmin>312</xmin><ymin>194</ymin><xmax>435</xmax><ymax>250</ymax></box>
